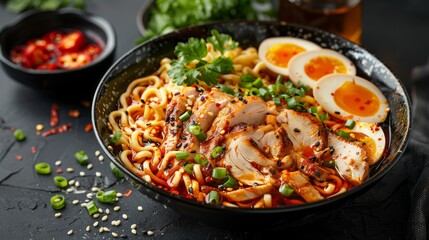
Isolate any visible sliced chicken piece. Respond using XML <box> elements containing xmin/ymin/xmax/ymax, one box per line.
<box><xmin>255</xmin><ymin>127</ymin><xmax>293</xmax><ymax>159</ymax></box>
<box><xmin>201</xmin><ymin>96</ymin><xmax>270</xmax><ymax>157</ymax></box>
<box><xmin>221</xmin><ymin>184</ymin><xmax>273</xmax><ymax>202</ymax></box>
<box><xmin>277</xmin><ymin>109</ymin><xmax>327</xmax><ymax>153</ymax></box>
<box><xmin>162</xmin><ymin>94</ymin><xmax>187</xmax><ymax>153</ymax></box>
<box><xmin>293</xmin><ymin>152</ymin><xmax>329</xmax><ymax>181</ymax></box>
<box><xmin>328</xmin><ymin>132</ymin><xmax>369</xmax><ymax>186</ymax></box>
<box><xmin>281</xmin><ymin>170</ymin><xmax>324</xmax><ymax>203</ymax></box>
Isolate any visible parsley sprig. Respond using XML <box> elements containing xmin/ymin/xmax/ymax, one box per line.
<box><xmin>167</xmin><ymin>30</ymin><xmax>237</xmax><ymax>86</ymax></box>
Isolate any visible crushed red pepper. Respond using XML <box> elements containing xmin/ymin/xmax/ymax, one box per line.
<box><xmin>50</xmin><ymin>104</ymin><xmax>59</xmax><ymax>127</ymax></box>
<box><xmin>42</xmin><ymin>123</ymin><xmax>72</xmax><ymax>137</ymax></box>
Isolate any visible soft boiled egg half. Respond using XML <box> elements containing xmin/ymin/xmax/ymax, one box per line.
<box><xmin>288</xmin><ymin>49</ymin><xmax>356</xmax><ymax>89</ymax></box>
<box><xmin>313</xmin><ymin>73</ymin><xmax>390</xmax><ymax>123</ymax></box>
<box><xmin>351</xmin><ymin>121</ymin><xmax>386</xmax><ymax>165</ymax></box>
<box><xmin>258</xmin><ymin>37</ymin><xmax>321</xmax><ymax>77</ymax></box>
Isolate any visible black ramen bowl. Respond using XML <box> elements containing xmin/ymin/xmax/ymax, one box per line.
<box><xmin>0</xmin><ymin>8</ymin><xmax>116</xmax><ymax>97</ymax></box>
<box><xmin>92</xmin><ymin>20</ymin><xmax>411</xmax><ymax>231</ymax></box>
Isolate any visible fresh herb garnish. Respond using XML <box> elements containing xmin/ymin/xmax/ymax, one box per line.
<box><xmin>5</xmin><ymin>0</ymin><xmax>86</xmax><ymax>13</ymax></box>
<box><xmin>167</xmin><ymin>30</ymin><xmax>236</xmax><ymax>86</ymax></box>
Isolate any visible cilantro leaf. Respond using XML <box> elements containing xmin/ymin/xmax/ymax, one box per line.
<box><xmin>207</xmin><ymin>29</ymin><xmax>239</xmax><ymax>54</ymax></box>
<box><xmin>174</xmin><ymin>38</ymin><xmax>207</xmax><ymax>63</ymax></box>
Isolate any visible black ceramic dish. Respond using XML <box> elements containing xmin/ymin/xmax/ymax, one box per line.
<box><xmin>92</xmin><ymin>21</ymin><xmax>412</xmax><ymax>231</ymax></box>
<box><xmin>0</xmin><ymin>8</ymin><xmax>116</xmax><ymax>97</ymax></box>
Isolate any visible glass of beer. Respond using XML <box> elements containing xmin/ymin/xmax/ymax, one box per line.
<box><xmin>279</xmin><ymin>0</ymin><xmax>362</xmax><ymax>44</ymax></box>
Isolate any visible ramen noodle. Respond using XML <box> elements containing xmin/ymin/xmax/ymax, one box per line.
<box><xmin>107</xmin><ymin>34</ymin><xmax>389</xmax><ymax>208</ymax></box>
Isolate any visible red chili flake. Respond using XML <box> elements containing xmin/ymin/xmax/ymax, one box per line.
<box><xmin>42</xmin><ymin>123</ymin><xmax>71</xmax><ymax>137</ymax></box>
<box><xmin>85</xmin><ymin>122</ymin><xmax>93</xmax><ymax>132</ymax></box>
<box><xmin>68</xmin><ymin>110</ymin><xmax>80</xmax><ymax>118</ymax></box>
<box><xmin>123</xmin><ymin>189</ymin><xmax>133</xmax><ymax>197</ymax></box>
<box><xmin>50</xmin><ymin>103</ymin><xmax>59</xmax><ymax>127</ymax></box>
<box><xmin>15</xmin><ymin>155</ymin><xmax>23</xmax><ymax>161</ymax></box>
<box><xmin>31</xmin><ymin>146</ymin><xmax>37</xmax><ymax>154</ymax></box>
<box><xmin>81</xmin><ymin>101</ymin><xmax>91</xmax><ymax>108</ymax></box>
<box><xmin>56</xmin><ymin>168</ymin><xmax>63</xmax><ymax>174</ymax></box>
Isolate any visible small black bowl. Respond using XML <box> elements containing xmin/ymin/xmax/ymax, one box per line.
<box><xmin>0</xmin><ymin>8</ymin><xmax>116</xmax><ymax>97</ymax></box>
<box><xmin>92</xmin><ymin>20</ymin><xmax>411</xmax><ymax>231</ymax></box>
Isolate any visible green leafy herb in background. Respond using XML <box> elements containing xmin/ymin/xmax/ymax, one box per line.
<box><xmin>2</xmin><ymin>0</ymin><xmax>86</xmax><ymax>13</ymax></box>
<box><xmin>138</xmin><ymin>0</ymin><xmax>277</xmax><ymax>43</ymax></box>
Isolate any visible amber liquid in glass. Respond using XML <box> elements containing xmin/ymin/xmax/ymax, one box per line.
<box><xmin>279</xmin><ymin>0</ymin><xmax>362</xmax><ymax>44</ymax></box>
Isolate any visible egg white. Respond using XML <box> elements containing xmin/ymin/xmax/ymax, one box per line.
<box><xmin>351</xmin><ymin>121</ymin><xmax>386</xmax><ymax>165</ymax></box>
<box><xmin>288</xmin><ymin>49</ymin><xmax>356</xmax><ymax>89</ymax></box>
<box><xmin>258</xmin><ymin>37</ymin><xmax>321</xmax><ymax>77</ymax></box>
<box><xmin>313</xmin><ymin>73</ymin><xmax>389</xmax><ymax>123</ymax></box>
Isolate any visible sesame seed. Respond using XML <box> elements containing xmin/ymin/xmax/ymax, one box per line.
<box><xmin>147</xmin><ymin>230</ymin><xmax>154</xmax><ymax>236</ymax></box>
<box><xmin>186</xmin><ymin>106</ymin><xmax>192</xmax><ymax>111</ymax></box>
<box><xmin>107</xmin><ymin>146</ymin><xmax>113</xmax><ymax>151</ymax></box>
<box><xmin>105</xmin><ymin>208</ymin><xmax>110</xmax><ymax>215</ymax></box>
<box><xmin>66</xmin><ymin>168</ymin><xmax>74</xmax><ymax>173</ymax></box>
<box><xmin>112</xmin><ymin>232</ymin><xmax>118</xmax><ymax>238</ymax></box>
<box><xmin>137</xmin><ymin>206</ymin><xmax>143</xmax><ymax>211</ymax></box>
<box><xmin>84</xmin><ymin>199</ymin><xmax>89</xmax><ymax>203</ymax></box>
<box><xmin>207</xmin><ymin>111</ymin><xmax>214</xmax><ymax>116</ymax></box>
<box><xmin>99</xmin><ymin>227</ymin><xmax>104</xmax><ymax>233</ymax></box>
<box><xmin>91</xmin><ymin>187</ymin><xmax>100</xmax><ymax>192</ymax></box>
<box><xmin>67</xmin><ymin>230</ymin><xmax>73</xmax><ymax>235</ymax></box>
<box><xmin>98</xmin><ymin>208</ymin><xmax>103</xmax><ymax>213</ymax></box>
<box><xmin>116</xmin><ymin>192</ymin><xmax>123</xmax><ymax>198</ymax></box>
<box><xmin>55</xmin><ymin>213</ymin><xmax>62</xmax><ymax>218</ymax></box>
<box><xmin>72</xmin><ymin>200</ymin><xmax>79</xmax><ymax>205</ymax></box>
<box><xmin>95</xmin><ymin>172</ymin><xmax>102</xmax><ymax>177</ymax></box>
<box><xmin>131</xmin><ymin>229</ymin><xmax>137</xmax><ymax>235</ymax></box>
<box><xmin>93</xmin><ymin>221</ymin><xmax>99</xmax><ymax>227</ymax></box>
<box><xmin>115</xmin><ymin>220</ymin><xmax>121</xmax><ymax>226</ymax></box>
<box><xmin>36</xmin><ymin>124</ymin><xmax>44</xmax><ymax>131</ymax></box>
<box><xmin>188</xmin><ymin>94</ymin><xmax>195</xmax><ymax>99</ymax></box>
<box><xmin>114</xmin><ymin>206</ymin><xmax>121</xmax><ymax>212</ymax></box>
<box><xmin>93</xmin><ymin>213</ymin><xmax>100</xmax><ymax>218</ymax></box>
<box><xmin>87</xmin><ymin>164</ymin><xmax>93</xmax><ymax>170</ymax></box>
<box><xmin>95</xmin><ymin>150</ymin><xmax>101</xmax><ymax>156</ymax></box>
<box><xmin>220</xmin><ymin>130</ymin><xmax>225</xmax><ymax>134</ymax></box>
<box><xmin>66</xmin><ymin>188</ymin><xmax>74</xmax><ymax>193</ymax></box>
<box><xmin>79</xmin><ymin>171</ymin><xmax>86</xmax><ymax>176</ymax></box>
<box><xmin>122</xmin><ymin>214</ymin><xmax>128</xmax><ymax>220</ymax></box>
<box><xmin>86</xmin><ymin>226</ymin><xmax>91</xmax><ymax>232</ymax></box>
<box><xmin>80</xmin><ymin>203</ymin><xmax>87</xmax><ymax>207</ymax></box>
<box><xmin>75</xmin><ymin>181</ymin><xmax>80</xmax><ymax>187</ymax></box>
<box><xmin>87</xmin><ymin>193</ymin><xmax>93</xmax><ymax>199</ymax></box>
<box><xmin>102</xmin><ymin>227</ymin><xmax>110</xmax><ymax>232</ymax></box>
<box><xmin>131</xmin><ymin>224</ymin><xmax>137</xmax><ymax>229</ymax></box>
<box><xmin>187</xmin><ymin>99</ymin><xmax>193</xmax><ymax>106</ymax></box>
<box><xmin>55</xmin><ymin>160</ymin><xmax>62</xmax><ymax>166</ymax></box>
<box><xmin>68</xmin><ymin>180</ymin><xmax>75</xmax><ymax>185</ymax></box>
<box><xmin>98</xmin><ymin>155</ymin><xmax>104</xmax><ymax>161</ymax></box>
<box><xmin>102</xmin><ymin>215</ymin><xmax>108</xmax><ymax>222</ymax></box>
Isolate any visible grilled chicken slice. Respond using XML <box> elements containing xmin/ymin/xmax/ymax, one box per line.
<box><xmin>221</xmin><ymin>184</ymin><xmax>273</xmax><ymax>202</ymax></box>
<box><xmin>254</xmin><ymin>127</ymin><xmax>293</xmax><ymax>159</ymax></box>
<box><xmin>201</xmin><ymin>96</ymin><xmax>269</xmax><ymax>157</ymax></box>
<box><xmin>293</xmin><ymin>152</ymin><xmax>329</xmax><ymax>181</ymax></box>
<box><xmin>281</xmin><ymin>170</ymin><xmax>324</xmax><ymax>202</ymax></box>
<box><xmin>277</xmin><ymin>109</ymin><xmax>327</xmax><ymax>153</ymax></box>
<box><xmin>328</xmin><ymin>132</ymin><xmax>369</xmax><ymax>186</ymax></box>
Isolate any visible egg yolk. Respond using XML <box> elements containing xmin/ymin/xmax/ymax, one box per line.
<box><xmin>266</xmin><ymin>43</ymin><xmax>305</xmax><ymax>68</ymax></box>
<box><xmin>304</xmin><ymin>56</ymin><xmax>348</xmax><ymax>81</ymax></box>
<box><xmin>334</xmin><ymin>81</ymin><xmax>380</xmax><ymax>117</ymax></box>
<box><xmin>353</xmin><ymin>132</ymin><xmax>378</xmax><ymax>161</ymax></box>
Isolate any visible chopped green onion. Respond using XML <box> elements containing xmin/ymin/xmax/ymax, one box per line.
<box><xmin>322</xmin><ymin>160</ymin><xmax>336</xmax><ymax>168</ymax></box>
<box><xmin>96</xmin><ymin>190</ymin><xmax>117</xmax><ymax>203</ymax></box>
<box><xmin>13</xmin><ymin>129</ymin><xmax>25</xmax><ymax>141</ymax></box>
<box><xmin>179</xmin><ymin>111</ymin><xmax>192</xmax><ymax>122</ymax></box>
<box><xmin>211</xmin><ymin>146</ymin><xmax>224</xmax><ymax>159</ymax></box>
<box><xmin>216</xmin><ymin>84</ymin><xmax>235</xmax><ymax>95</ymax></box>
<box><xmin>241</xmin><ymin>74</ymin><xmax>255</xmax><ymax>82</ymax></box>
<box><xmin>194</xmin><ymin>154</ymin><xmax>208</xmax><ymax>166</ymax></box>
<box><xmin>86</xmin><ymin>200</ymin><xmax>98</xmax><ymax>215</ymax></box>
<box><xmin>54</xmin><ymin>176</ymin><xmax>68</xmax><ymax>188</ymax></box>
<box><xmin>175</xmin><ymin>151</ymin><xmax>189</xmax><ymax>160</ymax></box>
<box><xmin>206</xmin><ymin>190</ymin><xmax>220</xmax><ymax>205</ymax></box>
<box><xmin>267</xmin><ymin>84</ymin><xmax>277</xmax><ymax>95</ymax></box>
<box><xmin>188</xmin><ymin>124</ymin><xmax>206</xmax><ymax>141</ymax></box>
<box><xmin>110</xmin><ymin>131</ymin><xmax>122</xmax><ymax>144</ymax></box>
<box><xmin>35</xmin><ymin>162</ymin><xmax>51</xmax><ymax>175</ymax></box>
<box><xmin>212</xmin><ymin>167</ymin><xmax>227</xmax><ymax>179</ymax></box>
<box><xmin>345</xmin><ymin>119</ymin><xmax>356</xmax><ymax>129</ymax></box>
<box><xmin>239</xmin><ymin>82</ymin><xmax>253</xmax><ymax>89</ymax></box>
<box><xmin>110</xmin><ymin>162</ymin><xmax>124</xmax><ymax>179</ymax></box>
<box><xmin>184</xmin><ymin>163</ymin><xmax>195</xmax><ymax>175</ymax></box>
<box><xmin>309</xmin><ymin>106</ymin><xmax>318</xmax><ymax>114</ymax></box>
<box><xmin>275</xmin><ymin>75</ymin><xmax>283</xmax><ymax>84</ymax></box>
<box><xmin>259</xmin><ymin>88</ymin><xmax>268</xmax><ymax>99</ymax></box>
<box><xmin>286</xmin><ymin>97</ymin><xmax>298</xmax><ymax>109</ymax></box>
<box><xmin>249</xmin><ymin>88</ymin><xmax>261</xmax><ymax>97</ymax></box>
<box><xmin>336</xmin><ymin>130</ymin><xmax>350</xmax><ymax>139</ymax></box>
<box><xmin>252</xmin><ymin>78</ymin><xmax>263</xmax><ymax>88</ymax></box>
<box><xmin>74</xmin><ymin>150</ymin><xmax>89</xmax><ymax>165</ymax></box>
<box><xmin>273</xmin><ymin>97</ymin><xmax>281</xmax><ymax>106</ymax></box>
<box><xmin>51</xmin><ymin>195</ymin><xmax>66</xmax><ymax>210</ymax></box>
<box><xmin>279</xmin><ymin>183</ymin><xmax>294</xmax><ymax>197</ymax></box>
<box><xmin>222</xmin><ymin>175</ymin><xmax>237</xmax><ymax>188</ymax></box>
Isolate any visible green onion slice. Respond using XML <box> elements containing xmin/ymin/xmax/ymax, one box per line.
<box><xmin>212</xmin><ymin>167</ymin><xmax>227</xmax><ymax>179</ymax></box>
<box><xmin>252</xmin><ymin>78</ymin><xmax>263</xmax><ymax>88</ymax></box>
<box><xmin>110</xmin><ymin>162</ymin><xmax>124</xmax><ymax>179</ymax></box>
<box><xmin>345</xmin><ymin>119</ymin><xmax>356</xmax><ymax>129</ymax></box>
<box><xmin>206</xmin><ymin>190</ymin><xmax>220</xmax><ymax>205</ymax></box>
<box><xmin>86</xmin><ymin>200</ymin><xmax>98</xmax><ymax>215</ymax></box>
<box><xmin>336</xmin><ymin>130</ymin><xmax>350</xmax><ymax>139</ymax></box>
<box><xmin>54</xmin><ymin>176</ymin><xmax>68</xmax><ymax>188</ymax></box>
<box><xmin>13</xmin><ymin>129</ymin><xmax>26</xmax><ymax>141</ymax></box>
<box><xmin>179</xmin><ymin>111</ymin><xmax>192</xmax><ymax>122</ymax></box>
<box><xmin>222</xmin><ymin>175</ymin><xmax>237</xmax><ymax>188</ymax></box>
<box><xmin>51</xmin><ymin>195</ymin><xmax>66</xmax><ymax>210</ymax></box>
<box><xmin>110</xmin><ymin>131</ymin><xmax>122</xmax><ymax>144</ymax></box>
<box><xmin>187</xmin><ymin>124</ymin><xmax>206</xmax><ymax>141</ymax></box>
<box><xmin>194</xmin><ymin>154</ymin><xmax>208</xmax><ymax>166</ymax></box>
<box><xmin>175</xmin><ymin>151</ymin><xmax>189</xmax><ymax>160</ymax></box>
<box><xmin>215</xmin><ymin>84</ymin><xmax>235</xmax><ymax>95</ymax></box>
<box><xmin>184</xmin><ymin>163</ymin><xmax>194</xmax><ymax>175</ymax></box>
<box><xmin>74</xmin><ymin>150</ymin><xmax>89</xmax><ymax>165</ymax></box>
<box><xmin>211</xmin><ymin>146</ymin><xmax>224</xmax><ymax>159</ymax></box>
<box><xmin>96</xmin><ymin>190</ymin><xmax>117</xmax><ymax>203</ymax></box>
<box><xmin>279</xmin><ymin>183</ymin><xmax>294</xmax><ymax>197</ymax></box>
<box><xmin>35</xmin><ymin>162</ymin><xmax>51</xmax><ymax>175</ymax></box>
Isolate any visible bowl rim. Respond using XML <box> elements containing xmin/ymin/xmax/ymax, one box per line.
<box><xmin>92</xmin><ymin>20</ymin><xmax>412</xmax><ymax>213</ymax></box>
<box><xmin>0</xmin><ymin>8</ymin><xmax>116</xmax><ymax>74</ymax></box>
